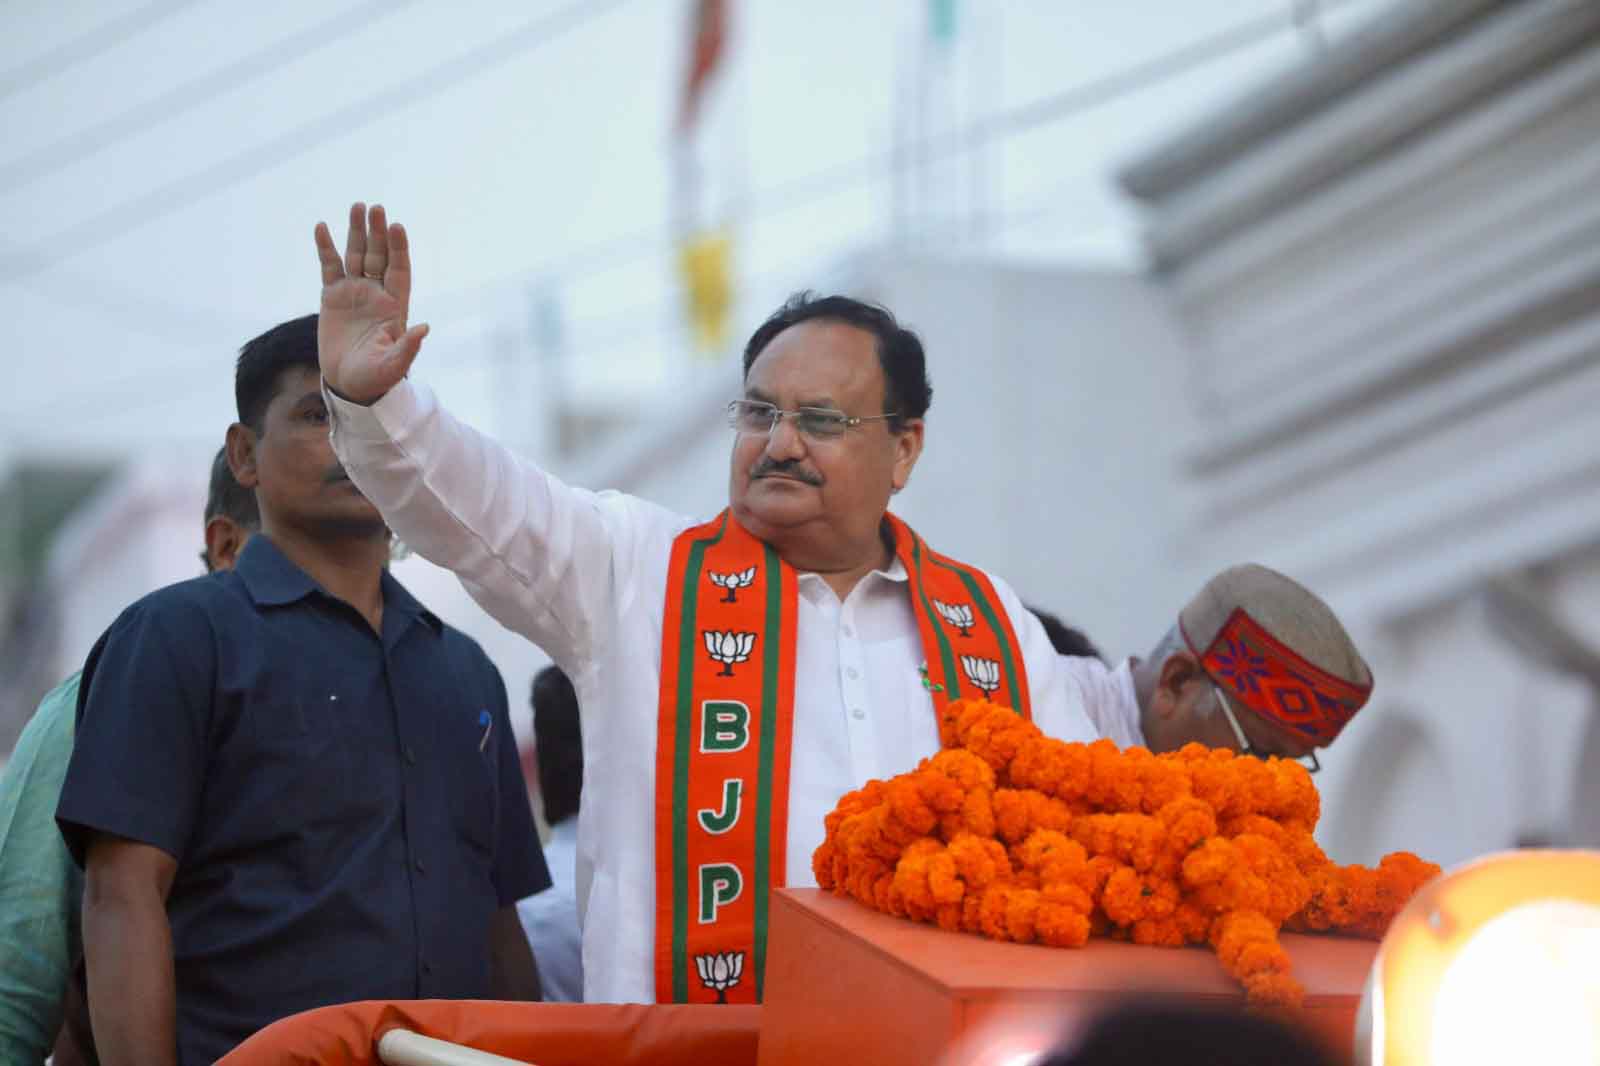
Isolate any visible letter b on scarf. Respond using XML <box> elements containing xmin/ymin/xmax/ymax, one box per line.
<box><xmin>700</xmin><ymin>700</ymin><xmax>750</xmax><ymax>752</ymax></box>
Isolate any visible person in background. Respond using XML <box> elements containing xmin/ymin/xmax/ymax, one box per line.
<box><xmin>1027</xmin><ymin>605</ymin><xmax>1104</xmax><ymax>662</ymax></box>
<box><xmin>1037</xmin><ymin>999</ymin><xmax>1338</xmax><ymax>1066</ymax></box>
<box><xmin>56</xmin><ymin>316</ymin><xmax>550</xmax><ymax>1066</ymax></box>
<box><xmin>1064</xmin><ymin>563</ymin><xmax>1373</xmax><ymax>769</ymax></box>
<box><xmin>0</xmin><ymin>447</ymin><xmax>258</xmax><ymax>1066</ymax></box>
<box><xmin>516</xmin><ymin>665</ymin><xmax>584</xmax><ymax>1002</ymax></box>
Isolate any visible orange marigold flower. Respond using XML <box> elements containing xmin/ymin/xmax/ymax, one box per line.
<box><xmin>820</xmin><ymin>709</ymin><xmax>1436</xmax><ymax>1010</ymax></box>
<box><xmin>1157</xmin><ymin>796</ymin><xmax>1216</xmax><ymax>854</ymax></box>
<box><xmin>1099</xmin><ymin>865</ymin><xmax>1144</xmax><ymax>926</ymax></box>
<box><xmin>993</xmin><ymin>789</ymin><xmax>1073</xmax><ymax>844</ymax></box>
<box><xmin>1041</xmin><ymin>880</ymin><xmax>1093</xmax><ymax>916</ymax></box>
<box><xmin>1135</xmin><ymin>754</ymin><xmax>1192</xmax><ymax>814</ymax></box>
<box><xmin>1130</xmin><ymin>916</ymin><xmax>1186</xmax><ymax>948</ymax></box>
<box><xmin>1262</xmin><ymin>759</ymin><xmax>1320</xmax><ymax>827</ymax></box>
<box><xmin>976</xmin><ymin>883</ymin><xmax>1021</xmax><ymax>940</ymax></box>
<box><xmin>1049</xmin><ymin>742</ymin><xmax>1094</xmax><ymax>805</ymax></box>
<box><xmin>948</xmin><ymin>702</ymin><xmax>1040</xmax><ymax>776</ymax></box>
<box><xmin>948</xmin><ymin>832</ymin><xmax>1010</xmax><ymax>890</ymax></box>
<box><xmin>925</xmin><ymin>748</ymin><xmax>997</xmax><ymax>792</ymax></box>
<box><xmin>1004</xmin><ymin>887</ymin><xmax>1043</xmax><ymax>944</ymax></box>
<box><xmin>928</xmin><ymin>850</ymin><xmax>964</xmax><ymax>906</ymax></box>
<box><xmin>960</xmin><ymin>892</ymin><xmax>987</xmax><ymax>935</ymax></box>
<box><xmin>1009</xmin><ymin>736</ymin><xmax>1068</xmax><ymax>795</ymax></box>
<box><xmin>954</xmin><ymin>787</ymin><xmax>996</xmax><ymax>841</ymax></box>
<box><xmin>885</xmin><ymin>777</ymin><xmax>939</xmax><ymax>838</ymax></box>
<box><xmin>1181</xmin><ymin>837</ymin><xmax>1235</xmax><ymax>888</ymax></box>
<box><xmin>1174</xmin><ymin>901</ymin><xmax>1211</xmax><ymax>944</ymax></box>
<box><xmin>891</xmin><ymin>840</ymin><xmax>942</xmax><ymax>917</ymax></box>
<box><xmin>1035</xmin><ymin>900</ymin><xmax>1092</xmax><ymax>948</ymax></box>
<box><xmin>813</xmin><ymin>839</ymin><xmax>838</xmax><ymax>889</ymax></box>
<box><xmin>1013</xmin><ymin>829</ymin><xmax>1086</xmax><ymax>874</ymax></box>
<box><xmin>1243</xmin><ymin>972</ymin><xmax>1305</xmax><ymax>1010</ymax></box>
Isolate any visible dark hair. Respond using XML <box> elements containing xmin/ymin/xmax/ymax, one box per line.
<box><xmin>1028</xmin><ymin>605</ymin><xmax>1104</xmax><ymax>663</ymax></box>
<box><xmin>742</xmin><ymin>292</ymin><xmax>932</xmax><ymax>427</ymax></box>
<box><xmin>204</xmin><ymin>445</ymin><xmax>260</xmax><ymax>529</ymax></box>
<box><xmin>532</xmin><ymin>665</ymin><xmax>583</xmax><ymax>825</ymax></box>
<box><xmin>1037</xmin><ymin>1000</ymin><xmax>1338</xmax><ymax>1066</ymax></box>
<box><xmin>235</xmin><ymin>313</ymin><xmax>319</xmax><ymax>431</ymax></box>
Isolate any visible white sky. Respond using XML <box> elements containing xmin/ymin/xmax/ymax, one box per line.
<box><xmin>0</xmin><ymin>0</ymin><xmax>1393</xmax><ymax>466</ymax></box>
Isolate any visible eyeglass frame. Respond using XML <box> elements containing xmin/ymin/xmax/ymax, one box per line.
<box><xmin>1211</xmin><ymin>682</ymin><xmax>1321</xmax><ymax>774</ymax></box>
<box><xmin>725</xmin><ymin>399</ymin><xmax>904</xmax><ymax>441</ymax></box>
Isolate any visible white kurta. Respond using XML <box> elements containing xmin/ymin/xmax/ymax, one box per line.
<box><xmin>326</xmin><ymin>381</ymin><xmax>1100</xmax><ymax>1003</ymax></box>
<box><xmin>1065</xmin><ymin>656</ymin><xmax>1145</xmax><ymax>749</ymax></box>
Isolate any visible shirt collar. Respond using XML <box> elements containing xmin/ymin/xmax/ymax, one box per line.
<box><xmin>235</xmin><ymin>536</ymin><xmax>318</xmax><ymax>607</ymax></box>
<box><xmin>234</xmin><ymin>536</ymin><xmax>441</xmax><ymax>633</ymax></box>
<box><xmin>796</xmin><ymin>555</ymin><xmax>909</xmax><ymax>605</ymax></box>
<box><xmin>380</xmin><ymin>568</ymin><xmax>442</xmax><ymax>633</ymax></box>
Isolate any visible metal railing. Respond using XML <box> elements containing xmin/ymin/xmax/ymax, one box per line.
<box><xmin>377</xmin><ymin>1029</ymin><xmax>535</xmax><ymax>1066</ymax></box>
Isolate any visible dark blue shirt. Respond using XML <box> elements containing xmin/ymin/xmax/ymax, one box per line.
<box><xmin>57</xmin><ymin>536</ymin><xmax>549</xmax><ymax>1066</ymax></box>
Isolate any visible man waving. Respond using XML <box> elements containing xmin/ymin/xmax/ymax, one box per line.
<box><xmin>313</xmin><ymin>204</ymin><xmax>1098</xmax><ymax>1005</ymax></box>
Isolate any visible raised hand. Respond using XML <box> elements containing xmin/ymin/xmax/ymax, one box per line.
<box><xmin>313</xmin><ymin>203</ymin><xmax>430</xmax><ymax>405</ymax></box>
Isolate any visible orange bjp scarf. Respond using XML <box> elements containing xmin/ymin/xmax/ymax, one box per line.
<box><xmin>653</xmin><ymin>509</ymin><xmax>1030</xmax><ymax>1004</ymax></box>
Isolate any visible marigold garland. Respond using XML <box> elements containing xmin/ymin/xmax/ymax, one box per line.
<box><xmin>813</xmin><ymin>699</ymin><xmax>1441</xmax><ymax>1008</ymax></box>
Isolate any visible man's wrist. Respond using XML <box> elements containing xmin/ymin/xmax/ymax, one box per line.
<box><xmin>322</xmin><ymin>377</ymin><xmax>379</xmax><ymax>407</ymax></box>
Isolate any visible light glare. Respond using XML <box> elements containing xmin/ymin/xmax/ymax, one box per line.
<box><xmin>1430</xmin><ymin>900</ymin><xmax>1600</xmax><ymax>1065</ymax></box>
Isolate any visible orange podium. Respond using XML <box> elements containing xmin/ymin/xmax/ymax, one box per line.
<box><xmin>758</xmin><ymin>888</ymin><xmax>1374</xmax><ymax>1066</ymax></box>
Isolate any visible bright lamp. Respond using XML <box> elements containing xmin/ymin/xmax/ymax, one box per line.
<box><xmin>1357</xmin><ymin>848</ymin><xmax>1600</xmax><ymax>1066</ymax></box>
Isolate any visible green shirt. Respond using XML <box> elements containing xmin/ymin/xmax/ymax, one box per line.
<box><xmin>0</xmin><ymin>673</ymin><xmax>82</xmax><ymax>1063</ymax></box>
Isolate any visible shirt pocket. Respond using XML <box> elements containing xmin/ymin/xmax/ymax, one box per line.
<box><xmin>446</xmin><ymin>708</ymin><xmax>500</xmax><ymax>860</ymax></box>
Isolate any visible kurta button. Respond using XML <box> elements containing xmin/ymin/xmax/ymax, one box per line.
<box><xmin>403</xmin><ymin>746</ymin><xmax>416</xmax><ymax>765</ymax></box>
<box><xmin>421</xmin><ymin>960</ymin><xmax>432</xmax><ymax>975</ymax></box>
<box><xmin>846</xmin><ymin>667</ymin><xmax>859</xmax><ymax>680</ymax></box>
<box><xmin>414</xmin><ymin>859</ymin><xmax>426</xmax><ymax>874</ymax></box>
<box><xmin>851</xmin><ymin>708</ymin><xmax>865</xmax><ymax>720</ymax></box>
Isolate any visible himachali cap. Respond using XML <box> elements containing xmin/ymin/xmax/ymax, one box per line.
<box><xmin>1179</xmin><ymin>564</ymin><xmax>1373</xmax><ymax>747</ymax></box>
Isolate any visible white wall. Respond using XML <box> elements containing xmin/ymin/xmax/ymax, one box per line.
<box><xmin>49</xmin><ymin>453</ymin><xmax>212</xmax><ymax>685</ymax></box>
<box><xmin>1118</xmin><ymin>0</ymin><xmax>1600</xmax><ymax>866</ymax></box>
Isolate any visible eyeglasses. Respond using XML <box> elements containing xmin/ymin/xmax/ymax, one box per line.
<box><xmin>726</xmin><ymin>399</ymin><xmax>900</xmax><ymax>442</ymax></box>
<box><xmin>1212</xmin><ymin>684</ymin><xmax>1321</xmax><ymax>774</ymax></box>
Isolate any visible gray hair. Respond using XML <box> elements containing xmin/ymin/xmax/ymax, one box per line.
<box><xmin>1147</xmin><ymin>622</ymin><xmax>1187</xmax><ymax>668</ymax></box>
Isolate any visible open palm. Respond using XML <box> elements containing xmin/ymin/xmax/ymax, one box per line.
<box><xmin>313</xmin><ymin>203</ymin><xmax>430</xmax><ymax>404</ymax></box>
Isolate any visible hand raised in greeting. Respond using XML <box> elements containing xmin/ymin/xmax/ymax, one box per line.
<box><xmin>313</xmin><ymin>203</ymin><xmax>430</xmax><ymax>405</ymax></box>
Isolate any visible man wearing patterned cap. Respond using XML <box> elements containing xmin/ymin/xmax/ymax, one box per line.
<box><xmin>1067</xmin><ymin>563</ymin><xmax>1373</xmax><ymax>771</ymax></box>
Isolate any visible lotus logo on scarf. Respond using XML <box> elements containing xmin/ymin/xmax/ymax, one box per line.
<box><xmin>708</xmin><ymin>566</ymin><xmax>757</xmax><ymax>603</ymax></box>
<box><xmin>694</xmin><ymin>949</ymin><xmax>745</xmax><ymax>1003</ymax></box>
<box><xmin>704</xmin><ymin>631</ymin><xmax>757</xmax><ymax>676</ymax></box>
<box><xmin>960</xmin><ymin>654</ymin><xmax>1002</xmax><ymax>698</ymax></box>
<box><xmin>934</xmin><ymin>599</ymin><xmax>976</xmax><ymax>637</ymax></box>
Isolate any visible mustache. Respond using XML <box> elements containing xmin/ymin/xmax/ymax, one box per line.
<box><xmin>749</xmin><ymin>458</ymin><xmax>822</xmax><ymax>485</ymax></box>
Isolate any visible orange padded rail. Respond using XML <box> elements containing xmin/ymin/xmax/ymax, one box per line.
<box><xmin>217</xmin><ymin>1001</ymin><xmax>761</xmax><ymax>1066</ymax></box>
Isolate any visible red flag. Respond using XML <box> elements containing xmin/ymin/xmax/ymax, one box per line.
<box><xmin>679</xmin><ymin>0</ymin><xmax>728</xmax><ymax>133</ymax></box>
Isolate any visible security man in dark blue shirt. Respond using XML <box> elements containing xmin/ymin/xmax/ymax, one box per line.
<box><xmin>56</xmin><ymin>314</ymin><xmax>550</xmax><ymax>1066</ymax></box>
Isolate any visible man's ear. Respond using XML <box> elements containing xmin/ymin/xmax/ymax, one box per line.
<box><xmin>890</xmin><ymin>419</ymin><xmax>925</xmax><ymax>493</ymax></box>
<box><xmin>204</xmin><ymin>517</ymin><xmax>249</xmax><ymax>573</ymax></box>
<box><xmin>225</xmin><ymin>423</ymin><xmax>259</xmax><ymax>489</ymax></box>
<box><xmin>1151</xmin><ymin>650</ymin><xmax>1206</xmax><ymax>720</ymax></box>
